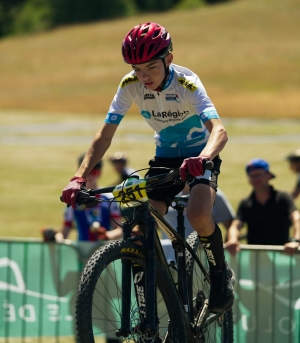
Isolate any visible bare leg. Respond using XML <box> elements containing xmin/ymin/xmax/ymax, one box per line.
<box><xmin>186</xmin><ymin>183</ymin><xmax>225</xmax><ymax>270</ymax></box>
<box><xmin>186</xmin><ymin>183</ymin><xmax>215</xmax><ymax>236</ymax></box>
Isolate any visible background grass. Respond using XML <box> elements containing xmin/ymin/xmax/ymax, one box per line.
<box><xmin>0</xmin><ymin>0</ymin><xmax>300</xmax><ymax>239</ymax></box>
<box><xmin>0</xmin><ymin>0</ymin><xmax>299</xmax><ymax>117</ymax></box>
<box><xmin>1</xmin><ymin>110</ymin><xmax>299</xmax><ymax>240</ymax></box>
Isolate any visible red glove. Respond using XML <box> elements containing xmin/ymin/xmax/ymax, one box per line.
<box><xmin>179</xmin><ymin>156</ymin><xmax>210</xmax><ymax>181</ymax></box>
<box><xmin>61</xmin><ymin>176</ymin><xmax>87</xmax><ymax>209</ymax></box>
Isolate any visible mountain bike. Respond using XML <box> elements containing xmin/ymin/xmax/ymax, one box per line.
<box><xmin>73</xmin><ymin>164</ymin><xmax>234</xmax><ymax>343</ymax></box>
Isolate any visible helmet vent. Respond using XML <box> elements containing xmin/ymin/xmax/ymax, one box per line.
<box><xmin>153</xmin><ymin>29</ymin><xmax>160</xmax><ymax>38</ymax></box>
<box><xmin>148</xmin><ymin>44</ymin><xmax>154</xmax><ymax>56</ymax></box>
<box><xmin>141</xmin><ymin>27</ymin><xmax>149</xmax><ymax>37</ymax></box>
<box><xmin>138</xmin><ymin>42</ymin><xmax>145</xmax><ymax>59</ymax></box>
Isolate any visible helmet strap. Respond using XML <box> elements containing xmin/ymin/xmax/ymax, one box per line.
<box><xmin>154</xmin><ymin>58</ymin><xmax>169</xmax><ymax>92</ymax></box>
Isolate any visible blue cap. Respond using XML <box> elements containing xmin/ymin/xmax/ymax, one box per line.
<box><xmin>246</xmin><ymin>158</ymin><xmax>275</xmax><ymax>178</ymax></box>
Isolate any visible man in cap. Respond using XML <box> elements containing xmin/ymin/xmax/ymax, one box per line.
<box><xmin>225</xmin><ymin>158</ymin><xmax>300</xmax><ymax>255</ymax></box>
<box><xmin>286</xmin><ymin>149</ymin><xmax>300</xmax><ymax>199</ymax></box>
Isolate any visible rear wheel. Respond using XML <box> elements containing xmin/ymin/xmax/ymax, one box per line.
<box><xmin>76</xmin><ymin>239</ymin><xmax>188</xmax><ymax>343</ymax></box>
<box><xmin>185</xmin><ymin>232</ymin><xmax>234</xmax><ymax>343</ymax></box>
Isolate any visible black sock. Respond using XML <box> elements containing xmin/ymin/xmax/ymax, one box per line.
<box><xmin>199</xmin><ymin>223</ymin><xmax>225</xmax><ymax>271</ymax></box>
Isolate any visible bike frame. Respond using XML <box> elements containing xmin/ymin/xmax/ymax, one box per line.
<box><xmin>88</xmin><ymin>170</ymin><xmax>222</xmax><ymax>340</ymax></box>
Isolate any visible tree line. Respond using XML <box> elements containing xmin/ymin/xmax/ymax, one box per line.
<box><xmin>0</xmin><ymin>0</ymin><xmax>229</xmax><ymax>37</ymax></box>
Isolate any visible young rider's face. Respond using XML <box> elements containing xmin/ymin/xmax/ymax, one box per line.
<box><xmin>131</xmin><ymin>54</ymin><xmax>173</xmax><ymax>90</ymax></box>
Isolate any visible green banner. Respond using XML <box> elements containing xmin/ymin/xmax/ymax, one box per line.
<box><xmin>0</xmin><ymin>241</ymin><xmax>80</xmax><ymax>337</ymax></box>
<box><xmin>227</xmin><ymin>249</ymin><xmax>300</xmax><ymax>343</ymax></box>
<box><xmin>1</xmin><ymin>240</ymin><xmax>300</xmax><ymax>343</ymax></box>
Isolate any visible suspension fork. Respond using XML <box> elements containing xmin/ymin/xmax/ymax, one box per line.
<box><xmin>175</xmin><ymin>205</ymin><xmax>192</xmax><ymax>321</ymax></box>
<box><xmin>144</xmin><ymin>207</ymin><xmax>157</xmax><ymax>334</ymax></box>
<box><xmin>118</xmin><ymin>220</ymin><xmax>134</xmax><ymax>337</ymax></box>
<box><xmin>118</xmin><ymin>205</ymin><xmax>157</xmax><ymax>336</ymax></box>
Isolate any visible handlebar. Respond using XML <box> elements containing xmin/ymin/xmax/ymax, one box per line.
<box><xmin>60</xmin><ymin>160</ymin><xmax>214</xmax><ymax>207</ymax></box>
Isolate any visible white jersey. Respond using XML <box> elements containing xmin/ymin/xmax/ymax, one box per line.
<box><xmin>105</xmin><ymin>64</ymin><xmax>220</xmax><ymax>158</ymax></box>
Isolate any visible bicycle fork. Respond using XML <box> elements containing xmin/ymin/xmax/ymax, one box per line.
<box><xmin>116</xmin><ymin>207</ymin><xmax>157</xmax><ymax>338</ymax></box>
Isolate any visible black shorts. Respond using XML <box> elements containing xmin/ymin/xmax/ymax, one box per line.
<box><xmin>145</xmin><ymin>155</ymin><xmax>222</xmax><ymax>202</ymax></box>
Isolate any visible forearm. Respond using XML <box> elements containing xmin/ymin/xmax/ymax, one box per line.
<box><xmin>291</xmin><ymin>211</ymin><xmax>300</xmax><ymax>240</ymax></box>
<box><xmin>76</xmin><ymin>134</ymin><xmax>111</xmax><ymax>178</ymax></box>
<box><xmin>201</xmin><ymin>120</ymin><xmax>228</xmax><ymax>159</ymax></box>
<box><xmin>75</xmin><ymin>124</ymin><xmax>117</xmax><ymax>178</ymax></box>
<box><xmin>227</xmin><ymin>220</ymin><xmax>243</xmax><ymax>242</ymax></box>
<box><xmin>105</xmin><ymin>227</ymin><xmax>123</xmax><ymax>240</ymax></box>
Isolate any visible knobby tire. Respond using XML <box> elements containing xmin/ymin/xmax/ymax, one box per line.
<box><xmin>76</xmin><ymin>239</ymin><xmax>187</xmax><ymax>343</ymax></box>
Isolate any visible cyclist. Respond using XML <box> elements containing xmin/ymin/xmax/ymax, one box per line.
<box><xmin>61</xmin><ymin>22</ymin><xmax>234</xmax><ymax>312</ymax></box>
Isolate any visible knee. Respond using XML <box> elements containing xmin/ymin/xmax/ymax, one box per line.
<box><xmin>186</xmin><ymin>208</ymin><xmax>213</xmax><ymax>231</ymax></box>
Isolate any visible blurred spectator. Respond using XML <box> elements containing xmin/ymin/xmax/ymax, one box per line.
<box><xmin>41</xmin><ymin>153</ymin><xmax>123</xmax><ymax>242</ymax></box>
<box><xmin>225</xmin><ymin>158</ymin><xmax>300</xmax><ymax>256</ymax></box>
<box><xmin>286</xmin><ymin>148</ymin><xmax>300</xmax><ymax>199</ymax></box>
<box><xmin>162</xmin><ymin>184</ymin><xmax>235</xmax><ymax>239</ymax></box>
<box><xmin>109</xmin><ymin>151</ymin><xmax>140</xmax><ymax>222</ymax></box>
<box><xmin>109</xmin><ymin>151</ymin><xmax>140</xmax><ymax>183</ymax></box>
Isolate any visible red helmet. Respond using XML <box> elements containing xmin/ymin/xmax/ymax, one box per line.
<box><xmin>122</xmin><ymin>22</ymin><xmax>172</xmax><ymax>64</ymax></box>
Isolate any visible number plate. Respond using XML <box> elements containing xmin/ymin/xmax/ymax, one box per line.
<box><xmin>112</xmin><ymin>178</ymin><xmax>148</xmax><ymax>206</ymax></box>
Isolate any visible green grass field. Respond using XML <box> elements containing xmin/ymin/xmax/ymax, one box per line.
<box><xmin>1</xmin><ymin>110</ymin><xmax>299</xmax><ymax>239</ymax></box>
<box><xmin>0</xmin><ymin>0</ymin><xmax>299</xmax><ymax>117</ymax></box>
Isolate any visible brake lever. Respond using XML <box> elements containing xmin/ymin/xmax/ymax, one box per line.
<box><xmin>77</xmin><ymin>187</ymin><xmax>99</xmax><ymax>208</ymax></box>
<box><xmin>59</xmin><ymin>187</ymin><xmax>99</xmax><ymax>208</ymax></box>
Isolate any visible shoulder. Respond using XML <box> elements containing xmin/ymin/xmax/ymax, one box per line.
<box><xmin>172</xmin><ymin>64</ymin><xmax>201</xmax><ymax>93</ymax></box>
<box><xmin>274</xmin><ymin>188</ymin><xmax>294</xmax><ymax>202</ymax></box>
<box><xmin>238</xmin><ymin>193</ymin><xmax>253</xmax><ymax>208</ymax></box>
<box><xmin>119</xmin><ymin>71</ymin><xmax>140</xmax><ymax>89</ymax></box>
<box><xmin>99</xmin><ymin>193</ymin><xmax>111</xmax><ymax>204</ymax></box>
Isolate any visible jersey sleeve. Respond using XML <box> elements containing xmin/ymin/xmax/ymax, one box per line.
<box><xmin>105</xmin><ymin>74</ymin><xmax>136</xmax><ymax>125</ymax></box>
<box><xmin>63</xmin><ymin>206</ymin><xmax>74</xmax><ymax>228</ymax></box>
<box><xmin>185</xmin><ymin>75</ymin><xmax>220</xmax><ymax>123</ymax></box>
<box><xmin>109</xmin><ymin>200</ymin><xmax>122</xmax><ymax>221</ymax></box>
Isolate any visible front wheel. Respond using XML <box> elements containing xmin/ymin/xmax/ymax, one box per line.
<box><xmin>185</xmin><ymin>232</ymin><xmax>234</xmax><ymax>343</ymax></box>
<box><xmin>76</xmin><ymin>239</ymin><xmax>188</xmax><ymax>343</ymax></box>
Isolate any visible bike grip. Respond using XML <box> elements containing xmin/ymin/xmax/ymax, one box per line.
<box><xmin>204</xmin><ymin>160</ymin><xmax>214</xmax><ymax>170</ymax></box>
